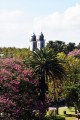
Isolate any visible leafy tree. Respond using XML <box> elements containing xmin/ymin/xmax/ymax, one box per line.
<box><xmin>77</xmin><ymin>43</ymin><xmax>80</xmax><ymax>49</ymax></box>
<box><xmin>25</xmin><ymin>48</ymin><xmax>65</xmax><ymax>118</ymax></box>
<box><xmin>57</xmin><ymin>52</ymin><xmax>80</xmax><ymax>112</ymax></box>
<box><xmin>46</xmin><ymin>40</ymin><xmax>67</xmax><ymax>54</ymax></box>
<box><xmin>66</xmin><ymin>42</ymin><xmax>76</xmax><ymax>53</ymax></box>
<box><xmin>46</xmin><ymin>41</ymin><xmax>77</xmax><ymax>54</ymax></box>
<box><xmin>0</xmin><ymin>58</ymin><xmax>38</xmax><ymax>120</ymax></box>
<box><xmin>0</xmin><ymin>47</ymin><xmax>32</xmax><ymax>60</ymax></box>
<box><xmin>65</xmin><ymin>83</ymin><xmax>80</xmax><ymax>113</ymax></box>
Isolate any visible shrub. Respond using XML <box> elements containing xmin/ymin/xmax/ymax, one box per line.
<box><xmin>46</xmin><ymin>109</ymin><xmax>57</xmax><ymax>117</ymax></box>
<box><xmin>44</xmin><ymin>115</ymin><xmax>65</xmax><ymax>120</ymax></box>
<box><xmin>0</xmin><ymin>58</ymin><xmax>38</xmax><ymax>119</ymax></box>
<box><xmin>55</xmin><ymin>115</ymin><xmax>65</xmax><ymax>120</ymax></box>
<box><xmin>68</xmin><ymin>49</ymin><xmax>80</xmax><ymax>59</ymax></box>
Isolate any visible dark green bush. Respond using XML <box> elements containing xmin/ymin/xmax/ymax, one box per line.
<box><xmin>43</xmin><ymin>115</ymin><xmax>65</xmax><ymax>120</ymax></box>
<box><xmin>25</xmin><ymin>115</ymin><xmax>65</xmax><ymax>120</ymax></box>
<box><xmin>55</xmin><ymin>115</ymin><xmax>65</xmax><ymax>120</ymax></box>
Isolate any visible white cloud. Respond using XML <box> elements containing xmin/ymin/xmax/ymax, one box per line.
<box><xmin>0</xmin><ymin>3</ymin><xmax>80</xmax><ymax>48</ymax></box>
<box><xmin>0</xmin><ymin>10</ymin><xmax>33</xmax><ymax>48</ymax></box>
<box><xmin>33</xmin><ymin>3</ymin><xmax>80</xmax><ymax>45</ymax></box>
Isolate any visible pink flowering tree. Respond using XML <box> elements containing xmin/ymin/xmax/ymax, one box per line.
<box><xmin>0</xmin><ymin>58</ymin><xmax>38</xmax><ymax>119</ymax></box>
<box><xmin>68</xmin><ymin>49</ymin><xmax>80</xmax><ymax>59</ymax></box>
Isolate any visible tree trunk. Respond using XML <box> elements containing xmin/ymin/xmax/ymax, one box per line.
<box><xmin>39</xmin><ymin>75</ymin><xmax>46</xmax><ymax>119</ymax></box>
<box><xmin>56</xmin><ymin>99</ymin><xmax>59</xmax><ymax>115</ymax></box>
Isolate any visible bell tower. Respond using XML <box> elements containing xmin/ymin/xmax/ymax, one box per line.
<box><xmin>30</xmin><ymin>33</ymin><xmax>37</xmax><ymax>51</ymax></box>
<box><xmin>37</xmin><ymin>32</ymin><xmax>45</xmax><ymax>50</ymax></box>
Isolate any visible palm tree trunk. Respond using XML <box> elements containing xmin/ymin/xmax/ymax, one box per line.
<box><xmin>56</xmin><ymin>98</ymin><xmax>59</xmax><ymax>115</ymax></box>
<box><xmin>39</xmin><ymin>74</ymin><xmax>46</xmax><ymax>119</ymax></box>
<box><xmin>39</xmin><ymin>77</ymin><xmax>45</xmax><ymax>101</ymax></box>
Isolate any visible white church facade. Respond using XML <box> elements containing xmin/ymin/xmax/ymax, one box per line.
<box><xmin>30</xmin><ymin>32</ymin><xmax>45</xmax><ymax>51</ymax></box>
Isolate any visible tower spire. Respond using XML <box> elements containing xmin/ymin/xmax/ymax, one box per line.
<box><xmin>30</xmin><ymin>33</ymin><xmax>37</xmax><ymax>51</ymax></box>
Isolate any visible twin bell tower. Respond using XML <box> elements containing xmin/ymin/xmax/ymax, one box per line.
<box><xmin>30</xmin><ymin>32</ymin><xmax>45</xmax><ymax>51</ymax></box>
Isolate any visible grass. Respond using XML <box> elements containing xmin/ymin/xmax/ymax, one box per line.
<box><xmin>59</xmin><ymin>106</ymin><xmax>75</xmax><ymax>115</ymax></box>
<box><xmin>58</xmin><ymin>106</ymin><xmax>76</xmax><ymax>120</ymax></box>
<box><xmin>65</xmin><ymin>117</ymin><xmax>76</xmax><ymax>120</ymax></box>
<box><xmin>47</xmin><ymin>106</ymin><xmax>77</xmax><ymax>120</ymax></box>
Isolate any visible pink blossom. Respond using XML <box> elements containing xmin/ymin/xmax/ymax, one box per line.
<box><xmin>68</xmin><ymin>49</ymin><xmax>80</xmax><ymax>58</ymax></box>
<box><xmin>0</xmin><ymin>58</ymin><xmax>38</xmax><ymax>119</ymax></box>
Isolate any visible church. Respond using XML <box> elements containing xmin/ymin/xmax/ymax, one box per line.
<box><xmin>30</xmin><ymin>32</ymin><xmax>45</xmax><ymax>51</ymax></box>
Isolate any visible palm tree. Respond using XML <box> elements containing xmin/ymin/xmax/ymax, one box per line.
<box><xmin>25</xmin><ymin>48</ymin><xmax>65</xmax><ymax>118</ymax></box>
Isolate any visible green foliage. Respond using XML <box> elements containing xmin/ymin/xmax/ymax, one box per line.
<box><xmin>33</xmin><ymin>115</ymin><xmax>65</xmax><ymax>120</ymax></box>
<box><xmin>65</xmin><ymin>84</ymin><xmax>80</xmax><ymax>112</ymax></box>
<box><xmin>46</xmin><ymin>109</ymin><xmax>56</xmax><ymax>117</ymax></box>
<box><xmin>45</xmin><ymin>115</ymin><xmax>65</xmax><ymax>120</ymax></box>
<box><xmin>57</xmin><ymin>52</ymin><xmax>80</xmax><ymax>112</ymax></box>
<box><xmin>26</xmin><ymin>48</ymin><xmax>65</xmax><ymax>81</ymax></box>
<box><xmin>46</xmin><ymin>40</ymin><xmax>66</xmax><ymax>54</ymax></box>
<box><xmin>55</xmin><ymin>115</ymin><xmax>65</xmax><ymax>120</ymax></box>
<box><xmin>24</xmin><ymin>48</ymin><xmax>66</xmax><ymax>118</ymax></box>
<box><xmin>0</xmin><ymin>47</ymin><xmax>32</xmax><ymax>59</ymax></box>
<box><xmin>46</xmin><ymin>40</ymin><xmax>77</xmax><ymax>54</ymax></box>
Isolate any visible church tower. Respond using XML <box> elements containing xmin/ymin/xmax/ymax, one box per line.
<box><xmin>30</xmin><ymin>33</ymin><xmax>37</xmax><ymax>51</ymax></box>
<box><xmin>37</xmin><ymin>32</ymin><xmax>45</xmax><ymax>50</ymax></box>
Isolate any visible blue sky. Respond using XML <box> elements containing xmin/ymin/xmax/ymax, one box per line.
<box><xmin>0</xmin><ymin>0</ymin><xmax>80</xmax><ymax>48</ymax></box>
